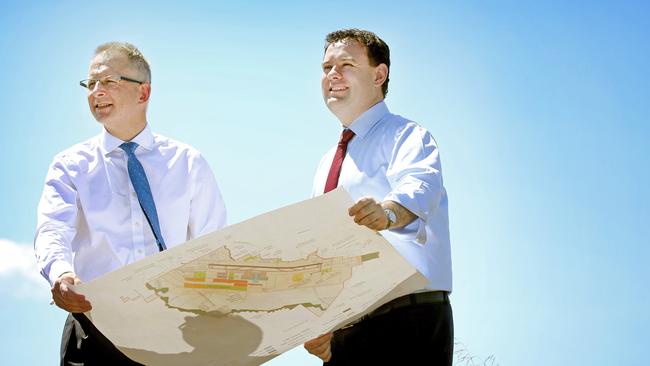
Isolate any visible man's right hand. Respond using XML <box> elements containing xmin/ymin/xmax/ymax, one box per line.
<box><xmin>51</xmin><ymin>272</ymin><xmax>92</xmax><ymax>313</ymax></box>
<box><xmin>304</xmin><ymin>332</ymin><xmax>333</xmax><ymax>362</ymax></box>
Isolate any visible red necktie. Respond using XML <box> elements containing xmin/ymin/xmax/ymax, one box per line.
<box><xmin>324</xmin><ymin>129</ymin><xmax>356</xmax><ymax>193</ymax></box>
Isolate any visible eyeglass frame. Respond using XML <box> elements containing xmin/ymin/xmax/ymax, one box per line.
<box><xmin>79</xmin><ymin>75</ymin><xmax>145</xmax><ymax>91</ymax></box>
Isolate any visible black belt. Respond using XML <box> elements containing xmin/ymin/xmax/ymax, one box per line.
<box><xmin>342</xmin><ymin>291</ymin><xmax>449</xmax><ymax>329</ymax></box>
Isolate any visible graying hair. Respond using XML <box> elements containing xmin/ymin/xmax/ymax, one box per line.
<box><xmin>95</xmin><ymin>42</ymin><xmax>151</xmax><ymax>83</ymax></box>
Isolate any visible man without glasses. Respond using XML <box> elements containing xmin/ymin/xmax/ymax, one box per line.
<box><xmin>304</xmin><ymin>29</ymin><xmax>454</xmax><ymax>365</ymax></box>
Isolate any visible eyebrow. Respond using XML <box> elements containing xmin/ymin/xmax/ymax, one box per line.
<box><xmin>88</xmin><ymin>70</ymin><xmax>111</xmax><ymax>78</ymax></box>
<box><xmin>322</xmin><ymin>56</ymin><xmax>357</xmax><ymax>66</ymax></box>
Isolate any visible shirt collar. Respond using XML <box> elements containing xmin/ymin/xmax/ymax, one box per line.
<box><xmin>100</xmin><ymin>124</ymin><xmax>155</xmax><ymax>155</ymax></box>
<box><xmin>346</xmin><ymin>101</ymin><xmax>390</xmax><ymax>139</ymax></box>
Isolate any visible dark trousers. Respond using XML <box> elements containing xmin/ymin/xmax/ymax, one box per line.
<box><xmin>61</xmin><ymin>313</ymin><xmax>143</xmax><ymax>366</ymax></box>
<box><xmin>324</xmin><ymin>295</ymin><xmax>453</xmax><ymax>365</ymax></box>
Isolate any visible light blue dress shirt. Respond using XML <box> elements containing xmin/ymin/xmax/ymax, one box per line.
<box><xmin>34</xmin><ymin>125</ymin><xmax>227</xmax><ymax>285</ymax></box>
<box><xmin>313</xmin><ymin>101</ymin><xmax>452</xmax><ymax>292</ymax></box>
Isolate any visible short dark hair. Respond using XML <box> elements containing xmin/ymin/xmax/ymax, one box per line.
<box><xmin>325</xmin><ymin>28</ymin><xmax>390</xmax><ymax>97</ymax></box>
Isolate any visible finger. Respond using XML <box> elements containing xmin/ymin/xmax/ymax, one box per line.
<box><xmin>348</xmin><ymin>202</ymin><xmax>365</xmax><ymax>216</ymax></box>
<box><xmin>309</xmin><ymin>339</ymin><xmax>331</xmax><ymax>355</ymax></box>
<box><xmin>349</xmin><ymin>197</ymin><xmax>376</xmax><ymax>216</ymax></box>
<box><xmin>57</xmin><ymin>299</ymin><xmax>92</xmax><ymax>313</ymax></box>
<box><xmin>357</xmin><ymin>209</ymin><xmax>383</xmax><ymax>225</ymax></box>
<box><xmin>358</xmin><ymin>217</ymin><xmax>381</xmax><ymax>231</ymax></box>
<box><xmin>323</xmin><ymin>348</ymin><xmax>332</xmax><ymax>362</ymax></box>
<box><xmin>352</xmin><ymin>201</ymin><xmax>380</xmax><ymax>221</ymax></box>
<box><xmin>52</xmin><ymin>296</ymin><xmax>91</xmax><ymax>313</ymax></box>
<box><xmin>61</xmin><ymin>304</ymin><xmax>91</xmax><ymax>313</ymax></box>
<box><xmin>59</xmin><ymin>282</ymin><xmax>88</xmax><ymax>303</ymax></box>
<box><xmin>304</xmin><ymin>336</ymin><xmax>327</xmax><ymax>349</ymax></box>
<box><xmin>316</xmin><ymin>343</ymin><xmax>332</xmax><ymax>361</ymax></box>
<box><xmin>53</xmin><ymin>291</ymin><xmax>91</xmax><ymax>312</ymax></box>
<box><xmin>53</xmin><ymin>282</ymin><xmax>91</xmax><ymax>312</ymax></box>
<box><xmin>304</xmin><ymin>333</ymin><xmax>332</xmax><ymax>352</ymax></box>
<box><xmin>312</xmin><ymin>332</ymin><xmax>333</xmax><ymax>343</ymax></box>
<box><xmin>313</xmin><ymin>333</ymin><xmax>333</xmax><ymax>353</ymax></box>
<box><xmin>355</xmin><ymin>207</ymin><xmax>384</xmax><ymax>227</ymax></box>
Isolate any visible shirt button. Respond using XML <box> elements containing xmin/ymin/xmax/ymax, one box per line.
<box><xmin>137</xmin><ymin>249</ymin><xmax>143</xmax><ymax>254</ymax></box>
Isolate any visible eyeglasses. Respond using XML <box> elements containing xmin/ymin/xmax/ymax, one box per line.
<box><xmin>79</xmin><ymin>75</ymin><xmax>144</xmax><ymax>91</ymax></box>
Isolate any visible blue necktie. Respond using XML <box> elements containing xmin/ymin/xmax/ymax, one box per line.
<box><xmin>120</xmin><ymin>142</ymin><xmax>167</xmax><ymax>251</ymax></box>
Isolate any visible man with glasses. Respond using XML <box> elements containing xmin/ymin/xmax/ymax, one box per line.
<box><xmin>303</xmin><ymin>29</ymin><xmax>454</xmax><ymax>365</ymax></box>
<box><xmin>34</xmin><ymin>42</ymin><xmax>227</xmax><ymax>365</ymax></box>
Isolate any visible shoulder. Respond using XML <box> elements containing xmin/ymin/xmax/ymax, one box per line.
<box><xmin>378</xmin><ymin>113</ymin><xmax>435</xmax><ymax>146</ymax></box>
<box><xmin>51</xmin><ymin>135</ymin><xmax>103</xmax><ymax>172</ymax></box>
<box><xmin>387</xmin><ymin>113</ymin><xmax>429</xmax><ymax>136</ymax></box>
<box><xmin>152</xmin><ymin>133</ymin><xmax>210</xmax><ymax>169</ymax></box>
<box><xmin>153</xmin><ymin>134</ymin><xmax>203</xmax><ymax>157</ymax></box>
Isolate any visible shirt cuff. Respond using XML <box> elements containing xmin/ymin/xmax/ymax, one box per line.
<box><xmin>48</xmin><ymin>261</ymin><xmax>75</xmax><ymax>286</ymax></box>
<box><xmin>384</xmin><ymin>191</ymin><xmax>428</xmax><ymax>244</ymax></box>
<box><xmin>391</xmin><ymin>216</ymin><xmax>427</xmax><ymax>244</ymax></box>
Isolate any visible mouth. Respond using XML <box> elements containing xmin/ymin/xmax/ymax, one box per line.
<box><xmin>329</xmin><ymin>86</ymin><xmax>348</xmax><ymax>93</ymax></box>
<box><xmin>94</xmin><ymin>102</ymin><xmax>113</xmax><ymax>112</ymax></box>
<box><xmin>328</xmin><ymin>86</ymin><xmax>349</xmax><ymax>98</ymax></box>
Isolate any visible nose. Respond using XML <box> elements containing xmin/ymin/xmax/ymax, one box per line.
<box><xmin>90</xmin><ymin>82</ymin><xmax>107</xmax><ymax>97</ymax></box>
<box><xmin>326</xmin><ymin>66</ymin><xmax>342</xmax><ymax>80</ymax></box>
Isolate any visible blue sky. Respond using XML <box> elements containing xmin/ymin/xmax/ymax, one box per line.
<box><xmin>1</xmin><ymin>1</ymin><xmax>648</xmax><ymax>365</ymax></box>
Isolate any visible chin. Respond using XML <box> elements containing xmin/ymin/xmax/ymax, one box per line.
<box><xmin>96</xmin><ymin>116</ymin><xmax>117</xmax><ymax>128</ymax></box>
<box><xmin>92</xmin><ymin>114</ymin><xmax>107</xmax><ymax>123</ymax></box>
<box><xmin>326</xmin><ymin>98</ymin><xmax>347</xmax><ymax>110</ymax></box>
<box><xmin>326</xmin><ymin>96</ymin><xmax>342</xmax><ymax>105</ymax></box>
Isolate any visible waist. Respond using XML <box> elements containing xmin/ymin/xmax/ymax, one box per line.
<box><xmin>342</xmin><ymin>291</ymin><xmax>449</xmax><ymax>329</ymax></box>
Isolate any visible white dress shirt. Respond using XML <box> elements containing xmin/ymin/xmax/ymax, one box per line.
<box><xmin>34</xmin><ymin>125</ymin><xmax>227</xmax><ymax>285</ymax></box>
<box><xmin>313</xmin><ymin>101</ymin><xmax>452</xmax><ymax>292</ymax></box>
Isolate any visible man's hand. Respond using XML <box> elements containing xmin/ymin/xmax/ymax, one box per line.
<box><xmin>51</xmin><ymin>272</ymin><xmax>91</xmax><ymax>313</ymax></box>
<box><xmin>348</xmin><ymin>197</ymin><xmax>389</xmax><ymax>231</ymax></box>
<box><xmin>349</xmin><ymin>197</ymin><xmax>417</xmax><ymax>231</ymax></box>
<box><xmin>304</xmin><ymin>332</ymin><xmax>333</xmax><ymax>362</ymax></box>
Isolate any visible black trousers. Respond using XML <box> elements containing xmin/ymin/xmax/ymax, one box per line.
<box><xmin>61</xmin><ymin>313</ymin><xmax>143</xmax><ymax>366</ymax></box>
<box><xmin>324</xmin><ymin>298</ymin><xmax>453</xmax><ymax>365</ymax></box>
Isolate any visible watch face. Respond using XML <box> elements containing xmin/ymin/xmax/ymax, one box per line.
<box><xmin>385</xmin><ymin>209</ymin><xmax>397</xmax><ymax>223</ymax></box>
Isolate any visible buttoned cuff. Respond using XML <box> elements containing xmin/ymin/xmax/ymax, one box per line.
<box><xmin>48</xmin><ymin>260</ymin><xmax>75</xmax><ymax>286</ymax></box>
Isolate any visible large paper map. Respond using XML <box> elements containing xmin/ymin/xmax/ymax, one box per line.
<box><xmin>76</xmin><ymin>188</ymin><xmax>427</xmax><ymax>365</ymax></box>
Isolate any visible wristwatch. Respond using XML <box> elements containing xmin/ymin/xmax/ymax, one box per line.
<box><xmin>383</xmin><ymin>208</ymin><xmax>397</xmax><ymax>230</ymax></box>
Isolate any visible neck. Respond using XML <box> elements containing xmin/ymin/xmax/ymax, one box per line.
<box><xmin>336</xmin><ymin>97</ymin><xmax>384</xmax><ymax>127</ymax></box>
<box><xmin>104</xmin><ymin>118</ymin><xmax>147</xmax><ymax>141</ymax></box>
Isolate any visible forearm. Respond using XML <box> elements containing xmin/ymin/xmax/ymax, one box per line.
<box><xmin>34</xmin><ymin>224</ymin><xmax>76</xmax><ymax>286</ymax></box>
<box><xmin>36</xmin><ymin>159</ymin><xmax>79</xmax><ymax>285</ymax></box>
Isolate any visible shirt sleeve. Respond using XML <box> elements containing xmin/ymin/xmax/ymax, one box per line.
<box><xmin>383</xmin><ymin>123</ymin><xmax>445</xmax><ymax>243</ymax></box>
<box><xmin>187</xmin><ymin>153</ymin><xmax>227</xmax><ymax>238</ymax></box>
<box><xmin>33</xmin><ymin>157</ymin><xmax>78</xmax><ymax>286</ymax></box>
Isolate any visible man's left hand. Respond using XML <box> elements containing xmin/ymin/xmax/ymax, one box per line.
<box><xmin>348</xmin><ymin>197</ymin><xmax>388</xmax><ymax>231</ymax></box>
<box><xmin>349</xmin><ymin>197</ymin><xmax>417</xmax><ymax>231</ymax></box>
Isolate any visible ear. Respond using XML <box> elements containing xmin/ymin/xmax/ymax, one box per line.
<box><xmin>373</xmin><ymin>63</ymin><xmax>388</xmax><ymax>89</ymax></box>
<box><xmin>138</xmin><ymin>83</ymin><xmax>151</xmax><ymax>103</ymax></box>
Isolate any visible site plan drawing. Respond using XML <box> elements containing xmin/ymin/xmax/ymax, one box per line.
<box><xmin>76</xmin><ymin>188</ymin><xmax>427</xmax><ymax>366</ymax></box>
